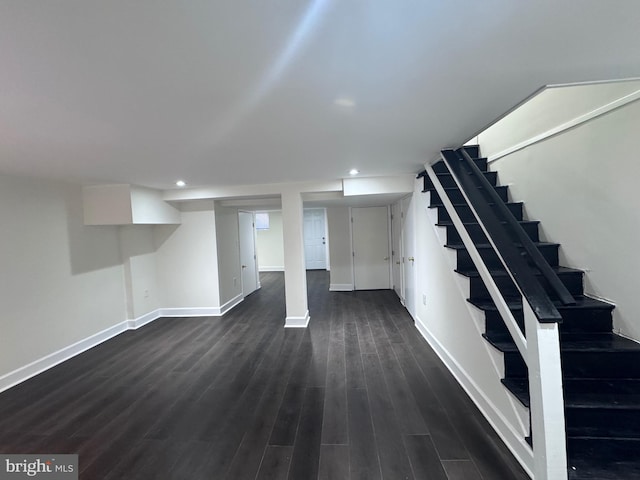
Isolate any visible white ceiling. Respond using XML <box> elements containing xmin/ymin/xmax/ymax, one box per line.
<box><xmin>1</xmin><ymin>1</ymin><xmax>639</xmax><ymax>191</ymax></box>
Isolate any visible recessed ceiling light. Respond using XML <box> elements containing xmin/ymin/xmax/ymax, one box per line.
<box><xmin>334</xmin><ymin>97</ymin><xmax>356</xmax><ymax>108</ymax></box>
<box><xmin>349</xmin><ymin>169</ymin><xmax>360</xmax><ymax>176</ymax></box>
<box><xmin>175</xmin><ymin>180</ymin><xmax>186</xmax><ymax>187</ymax></box>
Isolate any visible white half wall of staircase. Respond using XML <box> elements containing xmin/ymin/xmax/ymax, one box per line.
<box><xmin>486</xmin><ymin>96</ymin><xmax>640</xmax><ymax>342</ymax></box>
<box><xmin>407</xmin><ymin>179</ymin><xmax>533</xmax><ymax>475</ymax></box>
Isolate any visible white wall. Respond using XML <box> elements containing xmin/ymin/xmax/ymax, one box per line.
<box><xmin>214</xmin><ymin>204</ymin><xmax>243</xmax><ymax>306</ymax></box>
<box><xmin>478</xmin><ymin>81</ymin><xmax>640</xmax><ymax>160</ymax></box>
<box><xmin>343</xmin><ymin>174</ymin><xmax>414</xmax><ymax>197</ymax></box>
<box><xmin>130</xmin><ymin>186</ymin><xmax>181</xmax><ymax>224</ymax></box>
<box><xmin>0</xmin><ymin>176</ymin><xmax>126</xmax><ymax>378</ymax></box>
<box><xmin>154</xmin><ymin>201</ymin><xmax>221</xmax><ymax>309</ymax></box>
<box><xmin>409</xmin><ymin>178</ymin><xmax>532</xmax><ymax>473</ymax></box>
<box><xmin>487</xmin><ymin>97</ymin><xmax>640</xmax><ymax>341</ymax></box>
<box><xmin>326</xmin><ymin>206</ymin><xmax>353</xmax><ymax>291</ymax></box>
<box><xmin>119</xmin><ymin>225</ymin><xmax>160</xmax><ymax>319</ymax></box>
<box><xmin>256</xmin><ymin>210</ymin><xmax>285</xmax><ymax>271</ymax></box>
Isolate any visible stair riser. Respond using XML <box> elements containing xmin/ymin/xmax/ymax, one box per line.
<box><xmin>437</xmin><ymin>203</ymin><xmax>523</xmax><ymax>223</ymax></box>
<box><xmin>430</xmin><ymin>185</ymin><xmax>509</xmax><ymax>207</ymax></box>
<box><xmin>432</xmin><ymin>157</ymin><xmax>487</xmax><ymax>174</ymax></box>
<box><xmin>504</xmin><ymin>351</ymin><xmax>640</xmax><ymax>379</ymax></box>
<box><xmin>483</xmin><ymin>308</ymin><xmax>613</xmax><ymax>335</ymax></box>
<box><xmin>455</xmin><ymin>245</ymin><xmax>559</xmax><ymax>270</ymax></box>
<box><xmin>435</xmin><ymin>171</ymin><xmax>498</xmax><ymax>189</ymax></box>
<box><xmin>566</xmin><ymin>409</ymin><xmax>640</xmax><ymax>439</ymax></box>
<box><xmin>447</xmin><ymin>222</ymin><xmax>539</xmax><ymax>245</ymax></box>
<box><xmin>462</xmin><ymin>145</ymin><xmax>480</xmax><ymax>158</ymax></box>
<box><xmin>498</xmin><ymin>384</ymin><xmax>640</xmax><ymax>440</ymax></box>
<box><xmin>469</xmin><ymin>272</ymin><xmax>583</xmax><ymax>300</ymax></box>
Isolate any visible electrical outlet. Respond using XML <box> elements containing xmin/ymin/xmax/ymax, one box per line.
<box><xmin>144</xmin><ymin>289</ymin><xmax>149</xmax><ymax>298</ymax></box>
<box><xmin>422</xmin><ymin>293</ymin><xmax>427</xmax><ymax>306</ymax></box>
<box><xmin>233</xmin><ymin>277</ymin><xmax>237</xmax><ymax>286</ymax></box>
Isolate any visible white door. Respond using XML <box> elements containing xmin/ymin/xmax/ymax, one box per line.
<box><xmin>391</xmin><ymin>201</ymin><xmax>404</xmax><ymax>302</ymax></box>
<box><xmin>238</xmin><ymin>211</ymin><xmax>258</xmax><ymax>297</ymax></box>
<box><xmin>304</xmin><ymin>209</ymin><xmax>327</xmax><ymax>270</ymax></box>
<box><xmin>402</xmin><ymin>195</ymin><xmax>416</xmax><ymax>317</ymax></box>
<box><xmin>352</xmin><ymin>206</ymin><xmax>391</xmax><ymax>290</ymax></box>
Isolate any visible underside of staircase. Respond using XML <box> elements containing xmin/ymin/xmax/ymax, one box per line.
<box><xmin>423</xmin><ymin>146</ymin><xmax>640</xmax><ymax>479</ymax></box>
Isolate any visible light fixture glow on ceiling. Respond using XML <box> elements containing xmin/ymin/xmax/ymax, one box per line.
<box><xmin>349</xmin><ymin>169</ymin><xmax>359</xmax><ymax>175</ymax></box>
<box><xmin>334</xmin><ymin>97</ymin><xmax>356</xmax><ymax>108</ymax></box>
<box><xmin>175</xmin><ymin>180</ymin><xmax>186</xmax><ymax>187</ymax></box>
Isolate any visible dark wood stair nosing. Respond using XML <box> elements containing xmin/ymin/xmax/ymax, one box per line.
<box><xmin>467</xmin><ymin>295</ymin><xmax>615</xmax><ymax>312</ymax></box>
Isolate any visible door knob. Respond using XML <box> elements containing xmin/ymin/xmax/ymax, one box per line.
<box><xmin>242</xmin><ymin>265</ymin><xmax>247</xmax><ymax>269</ymax></box>
<box><xmin>396</xmin><ymin>261</ymin><xmax>400</xmax><ymax>265</ymax></box>
<box><xmin>408</xmin><ymin>257</ymin><xmax>415</xmax><ymax>262</ymax></box>
<box><xmin>384</xmin><ymin>257</ymin><xmax>390</xmax><ymax>261</ymax></box>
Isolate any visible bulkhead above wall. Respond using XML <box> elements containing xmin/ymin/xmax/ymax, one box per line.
<box><xmin>83</xmin><ymin>184</ymin><xmax>181</xmax><ymax>225</ymax></box>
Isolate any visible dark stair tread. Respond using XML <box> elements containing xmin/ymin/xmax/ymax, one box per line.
<box><xmin>485</xmin><ymin>332</ymin><xmax>640</xmax><ymax>353</ymax></box>
<box><xmin>433</xmin><ymin>170</ymin><xmax>493</xmax><ymax>177</ymax></box>
<box><xmin>427</xmin><ymin>201</ymin><xmax>523</xmax><ymax>210</ymax></box>
<box><xmin>456</xmin><ymin>265</ymin><xmax>582</xmax><ymax>278</ymax></box>
<box><xmin>432</xmin><ymin>185</ymin><xmax>508</xmax><ymax>195</ymax></box>
<box><xmin>502</xmin><ymin>378</ymin><xmax>640</xmax><ymax>409</ymax></box>
<box><xmin>432</xmin><ymin>155</ymin><xmax>486</xmax><ymax>167</ymax></box>
<box><xmin>433</xmin><ymin>155</ymin><xmax>486</xmax><ymax>162</ymax></box>
<box><xmin>444</xmin><ymin>241</ymin><xmax>560</xmax><ymax>250</ymax></box>
<box><xmin>469</xmin><ymin>294</ymin><xmax>614</xmax><ymax>312</ymax></box>
<box><xmin>568</xmin><ymin>438</ymin><xmax>640</xmax><ymax>479</ymax></box>
<box><xmin>437</xmin><ymin>219</ymin><xmax>539</xmax><ymax>228</ymax></box>
<box><xmin>429</xmin><ymin>171</ymin><xmax>497</xmax><ymax>187</ymax></box>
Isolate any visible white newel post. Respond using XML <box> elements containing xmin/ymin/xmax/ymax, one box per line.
<box><xmin>524</xmin><ymin>301</ymin><xmax>568</xmax><ymax>480</ymax></box>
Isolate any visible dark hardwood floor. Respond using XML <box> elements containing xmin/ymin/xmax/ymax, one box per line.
<box><xmin>0</xmin><ymin>271</ymin><xmax>529</xmax><ymax>479</ymax></box>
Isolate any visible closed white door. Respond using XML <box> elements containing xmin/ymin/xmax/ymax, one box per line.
<box><xmin>402</xmin><ymin>195</ymin><xmax>416</xmax><ymax>317</ymax></box>
<box><xmin>304</xmin><ymin>209</ymin><xmax>327</xmax><ymax>270</ymax></box>
<box><xmin>238</xmin><ymin>211</ymin><xmax>258</xmax><ymax>297</ymax></box>
<box><xmin>391</xmin><ymin>201</ymin><xmax>404</xmax><ymax>302</ymax></box>
<box><xmin>352</xmin><ymin>206</ymin><xmax>391</xmax><ymax>290</ymax></box>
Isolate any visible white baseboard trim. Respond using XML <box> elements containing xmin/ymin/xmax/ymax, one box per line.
<box><xmin>0</xmin><ymin>296</ymin><xmax>249</xmax><ymax>394</ymax></box>
<box><xmin>159</xmin><ymin>307</ymin><xmax>221</xmax><ymax>317</ymax></box>
<box><xmin>219</xmin><ymin>294</ymin><xmax>244</xmax><ymax>315</ymax></box>
<box><xmin>329</xmin><ymin>283</ymin><xmax>354</xmax><ymax>292</ymax></box>
<box><xmin>259</xmin><ymin>266</ymin><xmax>284</xmax><ymax>272</ymax></box>
<box><xmin>285</xmin><ymin>310</ymin><xmax>310</xmax><ymax>328</ymax></box>
<box><xmin>127</xmin><ymin>309</ymin><xmax>162</xmax><ymax>330</ymax></box>
<box><xmin>413</xmin><ymin>315</ymin><xmax>534</xmax><ymax>478</ymax></box>
<box><xmin>0</xmin><ymin>320</ymin><xmax>129</xmax><ymax>394</ymax></box>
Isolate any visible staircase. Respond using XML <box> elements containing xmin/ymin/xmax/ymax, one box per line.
<box><xmin>423</xmin><ymin>145</ymin><xmax>640</xmax><ymax>479</ymax></box>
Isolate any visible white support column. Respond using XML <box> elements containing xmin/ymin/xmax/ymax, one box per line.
<box><xmin>281</xmin><ymin>190</ymin><xmax>310</xmax><ymax>328</ymax></box>
<box><xmin>524</xmin><ymin>301</ymin><xmax>568</xmax><ymax>480</ymax></box>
